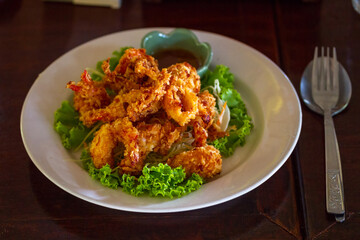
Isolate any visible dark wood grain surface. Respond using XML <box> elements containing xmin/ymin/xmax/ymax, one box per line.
<box><xmin>0</xmin><ymin>0</ymin><xmax>359</xmax><ymax>239</ymax></box>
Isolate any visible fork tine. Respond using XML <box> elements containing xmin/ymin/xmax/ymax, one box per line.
<box><xmin>320</xmin><ymin>47</ymin><xmax>325</xmax><ymax>90</ymax></box>
<box><xmin>326</xmin><ymin>47</ymin><xmax>331</xmax><ymax>90</ymax></box>
<box><xmin>310</xmin><ymin>46</ymin><xmax>340</xmax><ymax>112</ymax></box>
<box><xmin>318</xmin><ymin>47</ymin><xmax>328</xmax><ymax>90</ymax></box>
<box><xmin>312</xmin><ymin>47</ymin><xmax>319</xmax><ymax>91</ymax></box>
<box><xmin>332</xmin><ymin>47</ymin><xmax>339</xmax><ymax>91</ymax></box>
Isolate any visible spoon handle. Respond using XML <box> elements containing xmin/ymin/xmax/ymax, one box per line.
<box><xmin>324</xmin><ymin>110</ymin><xmax>345</xmax><ymax>217</ymax></box>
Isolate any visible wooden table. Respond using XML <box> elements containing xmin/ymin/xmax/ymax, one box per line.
<box><xmin>1</xmin><ymin>0</ymin><xmax>359</xmax><ymax>239</ymax></box>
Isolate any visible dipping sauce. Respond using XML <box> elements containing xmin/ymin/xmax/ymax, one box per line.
<box><xmin>153</xmin><ymin>48</ymin><xmax>201</xmax><ymax>69</ymax></box>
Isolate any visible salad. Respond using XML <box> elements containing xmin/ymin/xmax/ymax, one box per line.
<box><xmin>54</xmin><ymin>46</ymin><xmax>253</xmax><ymax>198</ymax></box>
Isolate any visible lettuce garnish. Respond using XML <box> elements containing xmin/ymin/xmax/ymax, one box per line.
<box><xmin>81</xmin><ymin>149</ymin><xmax>203</xmax><ymax>198</ymax></box>
<box><xmin>81</xmin><ymin>149</ymin><xmax>122</xmax><ymax>189</ymax></box>
<box><xmin>54</xmin><ymin>101</ymin><xmax>92</xmax><ymax>150</ymax></box>
<box><xmin>121</xmin><ymin>163</ymin><xmax>203</xmax><ymax>198</ymax></box>
<box><xmin>201</xmin><ymin>65</ymin><xmax>253</xmax><ymax>157</ymax></box>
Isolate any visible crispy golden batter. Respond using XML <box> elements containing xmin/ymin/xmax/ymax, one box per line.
<box><xmin>80</xmin><ymin>94</ymin><xmax>126</xmax><ymax>127</ymax></box>
<box><xmin>90</xmin><ymin>117</ymin><xmax>139</xmax><ymax>170</ymax></box>
<box><xmin>90</xmin><ymin>117</ymin><xmax>185</xmax><ymax>175</ymax></box>
<box><xmin>115</xmin><ymin>48</ymin><xmax>160</xmax><ymax>81</ymax></box>
<box><xmin>124</xmin><ymin>68</ymin><xmax>170</xmax><ymax>122</ymax></box>
<box><xmin>156</xmin><ymin>119</ymin><xmax>186</xmax><ymax>155</ymax></box>
<box><xmin>123</xmin><ymin>119</ymin><xmax>185</xmax><ymax>174</ymax></box>
<box><xmin>192</xmin><ymin>90</ymin><xmax>216</xmax><ymax>147</ymax></box>
<box><xmin>101</xmin><ymin>60</ymin><xmax>140</xmax><ymax>94</ymax></box>
<box><xmin>112</xmin><ymin>118</ymin><xmax>141</xmax><ymax>174</ymax></box>
<box><xmin>72</xmin><ymin>49</ymin><xmax>171</xmax><ymax>127</ymax></box>
<box><xmin>80</xmin><ymin>68</ymin><xmax>170</xmax><ymax>127</ymax></box>
<box><xmin>101</xmin><ymin>48</ymin><xmax>160</xmax><ymax>95</ymax></box>
<box><xmin>197</xmin><ymin>90</ymin><xmax>216</xmax><ymax>128</ymax></box>
<box><xmin>68</xmin><ymin>48</ymin><xmax>227</xmax><ymax>178</ymax></box>
<box><xmin>167</xmin><ymin>145</ymin><xmax>222</xmax><ymax>179</ymax></box>
<box><xmin>90</xmin><ymin>123</ymin><xmax>117</xmax><ymax>169</ymax></box>
<box><xmin>67</xmin><ymin>70</ymin><xmax>111</xmax><ymax>118</ymax></box>
<box><xmin>163</xmin><ymin>63</ymin><xmax>201</xmax><ymax>126</ymax></box>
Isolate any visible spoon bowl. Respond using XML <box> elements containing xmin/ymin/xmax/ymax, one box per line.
<box><xmin>300</xmin><ymin>60</ymin><xmax>352</xmax><ymax>115</ymax></box>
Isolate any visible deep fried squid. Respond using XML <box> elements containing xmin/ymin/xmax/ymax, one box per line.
<box><xmin>81</xmin><ymin>68</ymin><xmax>170</xmax><ymax>126</ymax></box>
<box><xmin>67</xmin><ymin>70</ymin><xmax>111</xmax><ymax>122</ymax></box>
<box><xmin>141</xmin><ymin>116</ymin><xmax>186</xmax><ymax>155</ymax></box>
<box><xmin>71</xmin><ymin>48</ymin><xmax>171</xmax><ymax>127</ymax></box>
<box><xmin>163</xmin><ymin>63</ymin><xmax>201</xmax><ymax>126</ymax></box>
<box><xmin>115</xmin><ymin>48</ymin><xmax>160</xmax><ymax>81</ymax></box>
<box><xmin>91</xmin><ymin>116</ymin><xmax>185</xmax><ymax>175</ymax></box>
<box><xmin>90</xmin><ymin>117</ymin><xmax>139</xmax><ymax>171</ymax></box>
<box><xmin>124</xmin><ymin>68</ymin><xmax>170</xmax><ymax>122</ymax></box>
<box><xmin>167</xmin><ymin>145</ymin><xmax>222</xmax><ymax>179</ymax></box>
<box><xmin>68</xmin><ymin>48</ymin><xmax>227</xmax><ymax>180</ymax></box>
<box><xmin>192</xmin><ymin>90</ymin><xmax>217</xmax><ymax>147</ymax></box>
<box><xmin>101</xmin><ymin>48</ymin><xmax>160</xmax><ymax>95</ymax></box>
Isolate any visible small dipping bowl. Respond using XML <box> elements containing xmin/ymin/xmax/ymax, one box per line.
<box><xmin>141</xmin><ymin>28</ymin><xmax>213</xmax><ymax>78</ymax></box>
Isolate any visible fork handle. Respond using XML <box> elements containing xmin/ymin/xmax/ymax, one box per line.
<box><xmin>324</xmin><ymin>110</ymin><xmax>345</xmax><ymax>215</ymax></box>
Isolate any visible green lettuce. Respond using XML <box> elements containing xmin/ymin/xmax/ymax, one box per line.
<box><xmin>54</xmin><ymin>101</ymin><xmax>92</xmax><ymax>150</ymax></box>
<box><xmin>81</xmin><ymin>148</ymin><xmax>203</xmax><ymax>198</ymax></box>
<box><xmin>81</xmin><ymin>149</ymin><xmax>122</xmax><ymax>189</ymax></box>
<box><xmin>201</xmin><ymin>65</ymin><xmax>253</xmax><ymax>157</ymax></box>
<box><xmin>201</xmin><ymin>64</ymin><xmax>234</xmax><ymax>90</ymax></box>
<box><xmin>121</xmin><ymin>163</ymin><xmax>203</xmax><ymax>198</ymax></box>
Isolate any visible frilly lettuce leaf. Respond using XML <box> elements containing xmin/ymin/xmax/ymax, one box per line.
<box><xmin>121</xmin><ymin>163</ymin><xmax>203</xmax><ymax>198</ymax></box>
<box><xmin>54</xmin><ymin>101</ymin><xmax>92</xmax><ymax>150</ymax></box>
<box><xmin>81</xmin><ymin>149</ymin><xmax>121</xmax><ymax>189</ymax></box>
<box><xmin>81</xmin><ymin>148</ymin><xmax>203</xmax><ymax>198</ymax></box>
<box><xmin>212</xmin><ymin>118</ymin><xmax>253</xmax><ymax>157</ymax></box>
<box><xmin>201</xmin><ymin>65</ymin><xmax>253</xmax><ymax>157</ymax></box>
<box><xmin>201</xmin><ymin>64</ymin><xmax>234</xmax><ymax>90</ymax></box>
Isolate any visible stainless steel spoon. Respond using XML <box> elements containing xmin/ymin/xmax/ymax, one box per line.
<box><xmin>300</xmin><ymin>54</ymin><xmax>352</xmax><ymax>223</ymax></box>
<box><xmin>300</xmin><ymin>59</ymin><xmax>352</xmax><ymax>116</ymax></box>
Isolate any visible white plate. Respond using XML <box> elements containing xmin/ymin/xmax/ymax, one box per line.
<box><xmin>20</xmin><ymin>28</ymin><xmax>302</xmax><ymax>213</ymax></box>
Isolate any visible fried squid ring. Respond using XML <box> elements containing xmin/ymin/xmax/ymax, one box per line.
<box><xmin>124</xmin><ymin>69</ymin><xmax>170</xmax><ymax>122</ymax></box>
<box><xmin>163</xmin><ymin>63</ymin><xmax>201</xmax><ymax>126</ymax></box>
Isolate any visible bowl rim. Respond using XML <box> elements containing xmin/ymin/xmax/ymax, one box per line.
<box><xmin>141</xmin><ymin>28</ymin><xmax>213</xmax><ymax>77</ymax></box>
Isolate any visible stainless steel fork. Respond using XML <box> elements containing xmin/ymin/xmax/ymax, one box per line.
<box><xmin>311</xmin><ymin>47</ymin><xmax>345</xmax><ymax>221</ymax></box>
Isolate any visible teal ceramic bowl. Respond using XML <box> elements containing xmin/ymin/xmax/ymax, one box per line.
<box><xmin>141</xmin><ymin>28</ymin><xmax>212</xmax><ymax>77</ymax></box>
